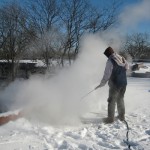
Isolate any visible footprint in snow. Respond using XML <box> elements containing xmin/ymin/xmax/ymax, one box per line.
<box><xmin>97</xmin><ymin>141</ymin><xmax>120</xmax><ymax>149</ymax></box>
<box><xmin>65</xmin><ymin>131</ymin><xmax>81</xmax><ymax>139</ymax></box>
<box><xmin>145</xmin><ymin>130</ymin><xmax>150</xmax><ymax>135</ymax></box>
<box><xmin>58</xmin><ymin>140</ymin><xmax>68</xmax><ymax>149</ymax></box>
<box><xmin>78</xmin><ymin>144</ymin><xmax>88</xmax><ymax>150</ymax></box>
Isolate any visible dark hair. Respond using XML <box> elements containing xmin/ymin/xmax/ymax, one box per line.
<box><xmin>104</xmin><ymin>47</ymin><xmax>114</xmax><ymax>58</ymax></box>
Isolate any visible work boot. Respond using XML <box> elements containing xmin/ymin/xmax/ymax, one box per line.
<box><xmin>102</xmin><ymin>117</ymin><xmax>114</xmax><ymax>124</ymax></box>
<box><xmin>117</xmin><ymin>115</ymin><xmax>125</xmax><ymax>121</ymax></box>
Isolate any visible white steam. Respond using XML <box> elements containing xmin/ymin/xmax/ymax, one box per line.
<box><xmin>119</xmin><ymin>0</ymin><xmax>150</xmax><ymax>31</ymax></box>
<box><xmin>0</xmin><ymin>1</ymin><xmax>150</xmax><ymax>125</ymax></box>
<box><xmin>102</xmin><ymin>0</ymin><xmax>150</xmax><ymax>50</ymax></box>
<box><xmin>0</xmin><ymin>34</ymin><xmax>108</xmax><ymax>125</ymax></box>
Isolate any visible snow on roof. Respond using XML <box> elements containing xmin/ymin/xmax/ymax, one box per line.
<box><xmin>0</xmin><ymin>59</ymin><xmax>46</xmax><ymax>67</ymax></box>
<box><xmin>35</xmin><ymin>60</ymin><xmax>46</xmax><ymax>67</ymax></box>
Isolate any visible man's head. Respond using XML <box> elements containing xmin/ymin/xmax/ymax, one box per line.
<box><xmin>104</xmin><ymin>47</ymin><xmax>114</xmax><ymax>58</ymax></box>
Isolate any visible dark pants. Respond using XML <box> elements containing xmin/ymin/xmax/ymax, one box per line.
<box><xmin>107</xmin><ymin>85</ymin><xmax>126</xmax><ymax>119</ymax></box>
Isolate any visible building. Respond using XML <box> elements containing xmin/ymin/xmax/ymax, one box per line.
<box><xmin>0</xmin><ymin>60</ymin><xmax>47</xmax><ymax>80</ymax></box>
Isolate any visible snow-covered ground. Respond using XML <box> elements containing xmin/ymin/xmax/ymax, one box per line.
<box><xmin>0</xmin><ymin>77</ymin><xmax>150</xmax><ymax>150</ymax></box>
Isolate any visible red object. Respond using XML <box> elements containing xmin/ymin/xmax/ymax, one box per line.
<box><xmin>0</xmin><ymin>111</ymin><xmax>22</xmax><ymax>125</ymax></box>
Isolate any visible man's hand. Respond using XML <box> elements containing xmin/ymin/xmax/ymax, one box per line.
<box><xmin>95</xmin><ymin>85</ymin><xmax>101</xmax><ymax>90</ymax></box>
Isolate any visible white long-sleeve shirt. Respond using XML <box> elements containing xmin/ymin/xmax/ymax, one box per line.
<box><xmin>99</xmin><ymin>59</ymin><xmax>113</xmax><ymax>87</ymax></box>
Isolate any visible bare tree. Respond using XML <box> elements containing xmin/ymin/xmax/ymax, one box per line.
<box><xmin>25</xmin><ymin>0</ymin><xmax>120</xmax><ymax>67</ymax></box>
<box><xmin>59</xmin><ymin>0</ymin><xmax>91</xmax><ymax>66</ymax></box>
<box><xmin>123</xmin><ymin>33</ymin><xmax>150</xmax><ymax>59</ymax></box>
<box><xmin>59</xmin><ymin>0</ymin><xmax>120</xmax><ymax>66</ymax></box>
<box><xmin>28</xmin><ymin>0</ymin><xmax>60</xmax><ymax>32</ymax></box>
<box><xmin>29</xmin><ymin>27</ymin><xmax>64</xmax><ymax>68</ymax></box>
<box><xmin>0</xmin><ymin>2</ymin><xmax>35</xmax><ymax>80</ymax></box>
<box><xmin>27</xmin><ymin>0</ymin><xmax>61</xmax><ymax>68</ymax></box>
<box><xmin>0</xmin><ymin>0</ymin><xmax>121</xmax><ymax>75</ymax></box>
<box><xmin>86</xmin><ymin>0</ymin><xmax>120</xmax><ymax>33</ymax></box>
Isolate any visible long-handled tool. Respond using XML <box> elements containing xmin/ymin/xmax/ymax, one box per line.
<box><xmin>80</xmin><ymin>89</ymin><xmax>96</xmax><ymax>101</ymax></box>
<box><xmin>80</xmin><ymin>84</ymin><xmax>101</xmax><ymax>101</ymax></box>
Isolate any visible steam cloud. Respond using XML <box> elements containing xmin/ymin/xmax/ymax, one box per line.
<box><xmin>0</xmin><ymin>34</ymin><xmax>108</xmax><ymax>125</ymax></box>
<box><xmin>119</xmin><ymin>0</ymin><xmax>150</xmax><ymax>31</ymax></box>
<box><xmin>0</xmin><ymin>0</ymin><xmax>150</xmax><ymax>125</ymax></box>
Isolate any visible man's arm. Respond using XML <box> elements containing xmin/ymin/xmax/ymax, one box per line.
<box><xmin>95</xmin><ymin>60</ymin><xmax>113</xmax><ymax>89</ymax></box>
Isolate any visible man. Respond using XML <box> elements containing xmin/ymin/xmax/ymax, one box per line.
<box><xmin>95</xmin><ymin>47</ymin><xmax>139</xmax><ymax>124</ymax></box>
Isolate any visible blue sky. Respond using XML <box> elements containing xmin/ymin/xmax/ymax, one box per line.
<box><xmin>0</xmin><ymin>0</ymin><xmax>149</xmax><ymax>33</ymax></box>
<box><xmin>91</xmin><ymin>0</ymin><xmax>150</xmax><ymax>33</ymax></box>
